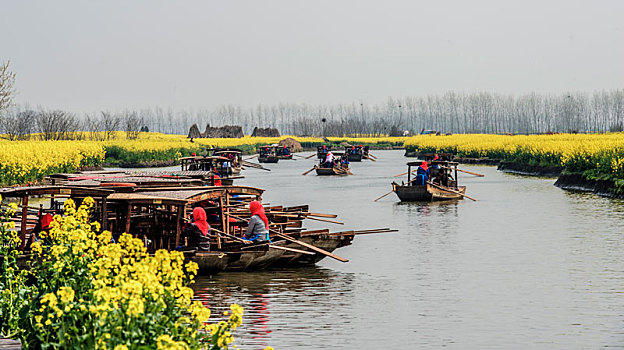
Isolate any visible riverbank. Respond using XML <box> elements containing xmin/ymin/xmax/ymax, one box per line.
<box><xmin>0</xmin><ymin>339</ymin><xmax>21</xmax><ymax>350</ymax></box>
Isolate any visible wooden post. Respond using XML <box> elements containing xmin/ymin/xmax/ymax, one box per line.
<box><xmin>101</xmin><ymin>198</ymin><xmax>108</xmax><ymax>231</ymax></box>
<box><xmin>175</xmin><ymin>204</ymin><xmax>183</xmax><ymax>248</ymax></box>
<box><xmin>125</xmin><ymin>203</ymin><xmax>132</xmax><ymax>234</ymax></box>
<box><xmin>217</xmin><ymin>196</ymin><xmax>224</xmax><ymax>249</ymax></box>
<box><xmin>19</xmin><ymin>195</ymin><xmax>28</xmax><ymax>251</ymax></box>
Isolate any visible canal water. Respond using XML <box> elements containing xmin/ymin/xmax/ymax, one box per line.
<box><xmin>190</xmin><ymin>150</ymin><xmax>624</xmax><ymax>349</ymax></box>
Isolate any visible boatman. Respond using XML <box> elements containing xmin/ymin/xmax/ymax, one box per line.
<box><xmin>415</xmin><ymin>161</ymin><xmax>430</xmax><ymax>185</ymax></box>
<box><xmin>244</xmin><ymin>201</ymin><xmax>270</xmax><ymax>242</ymax></box>
<box><xmin>282</xmin><ymin>146</ymin><xmax>290</xmax><ymax>156</ymax></box>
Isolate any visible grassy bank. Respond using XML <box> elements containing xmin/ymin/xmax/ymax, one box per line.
<box><xmin>405</xmin><ymin>133</ymin><xmax>624</xmax><ymax>193</ymax></box>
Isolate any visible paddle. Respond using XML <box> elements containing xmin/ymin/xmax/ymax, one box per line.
<box><xmin>226</xmin><ymin>213</ymin><xmax>348</xmax><ymax>262</ymax></box>
<box><xmin>304</xmin><ymin>153</ymin><xmax>317</xmax><ymax>159</ymax></box>
<box><xmin>455</xmin><ymin>168</ymin><xmax>485</xmax><ymax>177</ymax></box>
<box><xmin>426</xmin><ymin>181</ymin><xmax>478</xmax><ymax>201</ymax></box>
<box><xmin>373</xmin><ymin>190</ymin><xmax>394</xmax><ymax>202</ymax></box>
<box><xmin>302</xmin><ymin>166</ymin><xmax>317</xmax><ymax>176</ymax></box>
<box><xmin>393</xmin><ymin>170</ymin><xmax>412</xmax><ymax>177</ymax></box>
<box><xmin>363</xmin><ymin>155</ymin><xmax>376</xmax><ymax>162</ymax></box>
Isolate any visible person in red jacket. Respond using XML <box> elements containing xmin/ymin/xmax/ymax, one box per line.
<box><xmin>182</xmin><ymin>207</ymin><xmax>211</xmax><ymax>251</ymax></box>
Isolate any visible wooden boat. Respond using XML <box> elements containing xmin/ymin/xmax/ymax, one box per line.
<box><xmin>392</xmin><ymin>161</ymin><xmax>466</xmax><ymax>202</ymax></box>
<box><xmin>257</xmin><ymin>145</ymin><xmax>279</xmax><ymax>163</ymax></box>
<box><xmin>315</xmin><ymin>166</ymin><xmax>350</xmax><ymax>176</ymax></box>
<box><xmin>208</xmin><ymin>148</ymin><xmax>243</xmax><ymax>175</ymax></box>
<box><xmin>345</xmin><ymin>145</ymin><xmax>363</xmax><ymax>162</ymax></box>
<box><xmin>275</xmin><ymin>146</ymin><xmax>293</xmax><ymax>160</ymax></box>
<box><xmin>317</xmin><ymin>145</ymin><xmax>331</xmax><ymax>159</ymax></box>
<box><xmin>1</xmin><ymin>181</ymin><xmax>394</xmax><ymax>273</ymax></box>
<box><xmin>315</xmin><ymin>152</ymin><xmax>351</xmax><ymax>176</ymax></box>
<box><xmin>180</xmin><ymin>155</ymin><xmax>241</xmax><ymax>179</ymax></box>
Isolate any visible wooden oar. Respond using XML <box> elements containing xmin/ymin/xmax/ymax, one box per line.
<box><xmin>269</xmin><ymin>245</ymin><xmax>315</xmax><ymax>255</ymax></box>
<box><xmin>374</xmin><ymin>189</ymin><xmax>394</xmax><ymax>202</ymax></box>
<box><xmin>226</xmin><ymin>213</ymin><xmax>349</xmax><ymax>262</ymax></box>
<box><xmin>426</xmin><ymin>181</ymin><xmax>478</xmax><ymax>201</ymax></box>
<box><xmin>243</xmin><ymin>154</ymin><xmax>258</xmax><ymax>160</ymax></box>
<box><xmin>305</xmin><ymin>216</ymin><xmax>344</xmax><ymax>225</ymax></box>
<box><xmin>307</xmin><ymin>212</ymin><xmax>338</xmax><ymax>218</ymax></box>
<box><xmin>456</xmin><ymin>168</ymin><xmax>485</xmax><ymax>177</ymax></box>
<box><xmin>363</xmin><ymin>155</ymin><xmax>376</xmax><ymax>162</ymax></box>
<box><xmin>302</xmin><ymin>166</ymin><xmax>317</xmax><ymax>176</ymax></box>
<box><xmin>304</xmin><ymin>153</ymin><xmax>317</xmax><ymax>159</ymax></box>
<box><xmin>292</xmin><ymin>154</ymin><xmax>306</xmax><ymax>158</ymax></box>
<box><xmin>367</xmin><ymin>153</ymin><xmax>378</xmax><ymax>159</ymax></box>
<box><xmin>242</xmin><ymin>160</ymin><xmax>271</xmax><ymax>171</ymax></box>
<box><xmin>393</xmin><ymin>170</ymin><xmax>412</xmax><ymax>177</ymax></box>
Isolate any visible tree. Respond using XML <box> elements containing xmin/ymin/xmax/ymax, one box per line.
<box><xmin>0</xmin><ymin>60</ymin><xmax>16</xmax><ymax>111</ymax></box>
<box><xmin>1</xmin><ymin>108</ymin><xmax>36</xmax><ymax>140</ymax></box>
<box><xmin>123</xmin><ymin>111</ymin><xmax>143</xmax><ymax>140</ymax></box>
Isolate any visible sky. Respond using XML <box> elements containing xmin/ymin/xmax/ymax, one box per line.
<box><xmin>1</xmin><ymin>0</ymin><xmax>623</xmax><ymax>113</ymax></box>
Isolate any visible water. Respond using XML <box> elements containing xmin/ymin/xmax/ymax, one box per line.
<box><xmin>157</xmin><ymin>151</ymin><xmax>624</xmax><ymax>349</ymax></box>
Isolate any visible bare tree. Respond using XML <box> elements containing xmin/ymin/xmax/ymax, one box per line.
<box><xmin>0</xmin><ymin>107</ymin><xmax>36</xmax><ymax>140</ymax></box>
<box><xmin>37</xmin><ymin>110</ymin><xmax>78</xmax><ymax>140</ymax></box>
<box><xmin>0</xmin><ymin>60</ymin><xmax>16</xmax><ymax>111</ymax></box>
<box><xmin>123</xmin><ymin>111</ymin><xmax>143</xmax><ymax>139</ymax></box>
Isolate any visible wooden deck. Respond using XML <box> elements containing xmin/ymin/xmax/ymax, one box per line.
<box><xmin>0</xmin><ymin>338</ymin><xmax>21</xmax><ymax>349</ymax></box>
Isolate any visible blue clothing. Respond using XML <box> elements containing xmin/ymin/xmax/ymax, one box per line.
<box><xmin>415</xmin><ymin>166</ymin><xmax>430</xmax><ymax>185</ymax></box>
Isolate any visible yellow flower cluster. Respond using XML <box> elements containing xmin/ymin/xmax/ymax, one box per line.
<box><xmin>24</xmin><ymin>197</ymin><xmax>249</xmax><ymax>349</ymax></box>
<box><xmin>0</xmin><ymin>140</ymin><xmax>105</xmax><ymax>184</ymax></box>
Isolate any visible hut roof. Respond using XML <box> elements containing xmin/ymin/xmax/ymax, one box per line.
<box><xmin>0</xmin><ymin>186</ymin><xmax>112</xmax><ymax>197</ymax></box>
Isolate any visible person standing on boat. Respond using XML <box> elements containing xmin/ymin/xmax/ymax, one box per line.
<box><xmin>324</xmin><ymin>151</ymin><xmax>334</xmax><ymax>168</ymax></box>
<box><xmin>415</xmin><ymin>161</ymin><xmax>430</xmax><ymax>185</ymax></box>
<box><xmin>183</xmin><ymin>207</ymin><xmax>211</xmax><ymax>251</ymax></box>
<box><xmin>282</xmin><ymin>146</ymin><xmax>290</xmax><ymax>156</ymax></box>
<box><xmin>244</xmin><ymin>201</ymin><xmax>270</xmax><ymax>242</ymax></box>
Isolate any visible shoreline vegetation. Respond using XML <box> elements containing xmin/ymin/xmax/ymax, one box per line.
<box><xmin>404</xmin><ymin>133</ymin><xmax>624</xmax><ymax>198</ymax></box>
<box><xmin>0</xmin><ymin>132</ymin><xmax>406</xmax><ymax>185</ymax></box>
<box><xmin>0</xmin><ymin>131</ymin><xmax>623</xmax><ymax>198</ymax></box>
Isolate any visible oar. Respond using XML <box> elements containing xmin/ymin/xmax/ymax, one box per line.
<box><xmin>302</xmin><ymin>166</ymin><xmax>317</xmax><ymax>176</ymax></box>
<box><xmin>292</xmin><ymin>154</ymin><xmax>306</xmax><ymax>158</ymax></box>
<box><xmin>456</xmin><ymin>168</ymin><xmax>485</xmax><ymax>177</ymax></box>
<box><xmin>426</xmin><ymin>181</ymin><xmax>477</xmax><ymax>201</ymax></box>
<box><xmin>304</xmin><ymin>153</ymin><xmax>317</xmax><ymax>159</ymax></box>
<box><xmin>367</xmin><ymin>153</ymin><xmax>378</xmax><ymax>159</ymax></box>
<box><xmin>242</xmin><ymin>160</ymin><xmax>271</xmax><ymax>171</ymax></box>
<box><xmin>373</xmin><ymin>190</ymin><xmax>394</xmax><ymax>202</ymax></box>
<box><xmin>363</xmin><ymin>155</ymin><xmax>376</xmax><ymax>162</ymax></box>
<box><xmin>305</xmin><ymin>216</ymin><xmax>344</xmax><ymax>225</ymax></box>
<box><xmin>393</xmin><ymin>170</ymin><xmax>414</xmax><ymax>177</ymax></box>
<box><xmin>226</xmin><ymin>213</ymin><xmax>348</xmax><ymax>262</ymax></box>
<box><xmin>243</xmin><ymin>154</ymin><xmax>258</xmax><ymax>160</ymax></box>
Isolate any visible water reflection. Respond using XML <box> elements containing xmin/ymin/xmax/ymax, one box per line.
<box><xmin>193</xmin><ymin>267</ymin><xmax>356</xmax><ymax>349</ymax></box>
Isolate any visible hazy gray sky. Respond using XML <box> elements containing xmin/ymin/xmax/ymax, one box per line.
<box><xmin>2</xmin><ymin>0</ymin><xmax>623</xmax><ymax>112</ymax></box>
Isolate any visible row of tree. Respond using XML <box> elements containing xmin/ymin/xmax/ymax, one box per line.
<box><xmin>0</xmin><ymin>107</ymin><xmax>145</xmax><ymax>141</ymax></box>
<box><xmin>2</xmin><ymin>90</ymin><xmax>624</xmax><ymax>139</ymax></box>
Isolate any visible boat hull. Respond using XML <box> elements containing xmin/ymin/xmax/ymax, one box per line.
<box><xmin>315</xmin><ymin>167</ymin><xmax>349</xmax><ymax>176</ymax></box>
<box><xmin>273</xmin><ymin>234</ymin><xmax>354</xmax><ymax>266</ymax></box>
<box><xmin>393</xmin><ymin>182</ymin><xmax>466</xmax><ymax>202</ymax></box>
<box><xmin>347</xmin><ymin>154</ymin><xmax>362</xmax><ymax>162</ymax></box>
<box><xmin>258</xmin><ymin>156</ymin><xmax>279</xmax><ymax>163</ymax></box>
<box><xmin>190</xmin><ymin>251</ymin><xmax>229</xmax><ymax>275</ymax></box>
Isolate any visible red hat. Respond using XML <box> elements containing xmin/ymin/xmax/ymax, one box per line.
<box><xmin>420</xmin><ymin>161</ymin><xmax>428</xmax><ymax>171</ymax></box>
